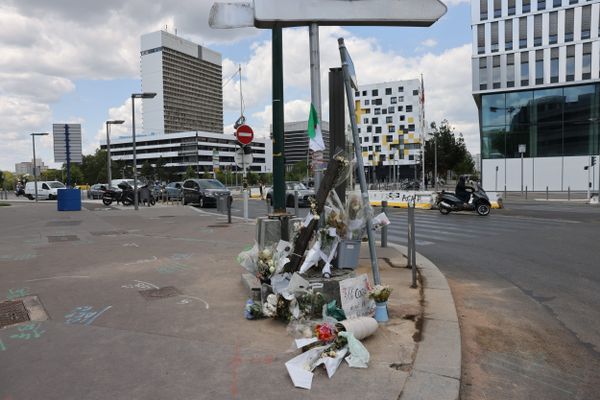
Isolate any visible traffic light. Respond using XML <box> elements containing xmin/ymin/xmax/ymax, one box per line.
<box><xmin>592</xmin><ymin>156</ymin><xmax>597</xmax><ymax>167</ymax></box>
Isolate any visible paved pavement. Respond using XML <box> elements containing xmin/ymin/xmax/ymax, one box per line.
<box><xmin>0</xmin><ymin>201</ymin><xmax>459</xmax><ymax>400</ymax></box>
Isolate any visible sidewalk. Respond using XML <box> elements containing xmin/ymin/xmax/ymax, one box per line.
<box><xmin>0</xmin><ymin>202</ymin><xmax>460</xmax><ymax>400</ymax></box>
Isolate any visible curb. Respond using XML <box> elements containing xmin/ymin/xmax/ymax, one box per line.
<box><xmin>388</xmin><ymin>243</ymin><xmax>461</xmax><ymax>400</ymax></box>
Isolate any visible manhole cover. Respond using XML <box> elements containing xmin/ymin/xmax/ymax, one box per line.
<box><xmin>0</xmin><ymin>300</ymin><xmax>30</xmax><ymax>328</ymax></box>
<box><xmin>139</xmin><ymin>286</ymin><xmax>181</xmax><ymax>300</ymax></box>
<box><xmin>46</xmin><ymin>220</ymin><xmax>82</xmax><ymax>227</ymax></box>
<box><xmin>47</xmin><ymin>235</ymin><xmax>80</xmax><ymax>243</ymax></box>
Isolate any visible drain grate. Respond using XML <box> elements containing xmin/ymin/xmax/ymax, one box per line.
<box><xmin>46</xmin><ymin>220</ymin><xmax>82</xmax><ymax>227</ymax></box>
<box><xmin>138</xmin><ymin>286</ymin><xmax>181</xmax><ymax>300</ymax></box>
<box><xmin>0</xmin><ymin>300</ymin><xmax>30</xmax><ymax>328</ymax></box>
<box><xmin>47</xmin><ymin>235</ymin><xmax>80</xmax><ymax>243</ymax></box>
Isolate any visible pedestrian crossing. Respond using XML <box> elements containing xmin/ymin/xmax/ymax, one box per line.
<box><xmin>384</xmin><ymin>210</ymin><xmax>577</xmax><ymax>246</ymax></box>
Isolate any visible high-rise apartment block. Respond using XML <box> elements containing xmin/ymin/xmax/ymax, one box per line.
<box><xmin>472</xmin><ymin>0</ymin><xmax>600</xmax><ymax>191</ymax></box>
<box><xmin>355</xmin><ymin>80</ymin><xmax>424</xmax><ymax>180</ymax></box>
<box><xmin>141</xmin><ymin>31</ymin><xmax>223</xmax><ymax>134</ymax></box>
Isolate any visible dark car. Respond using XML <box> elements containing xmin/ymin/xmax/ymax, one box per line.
<box><xmin>163</xmin><ymin>182</ymin><xmax>182</xmax><ymax>200</ymax></box>
<box><xmin>266</xmin><ymin>181</ymin><xmax>315</xmax><ymax>207</ymax></box>
<box><xmin>182</xmin><ymin>179</ymin><xmax>230</xmax><ymax>208</ymax></box>
<box><xmin>87</xmin><ymin>183</ymin><xmax>109</xmax><ymax>199</ymax></box>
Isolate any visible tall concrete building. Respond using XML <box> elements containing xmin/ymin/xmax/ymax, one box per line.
<box><xmin>141</xmin><ymin>31</ymin><xmax>223</xmax><ymax>134</ymax></box>
<box><xmin>270</xmin><ymin>121</ymin><xmax>330</xmax><ymax>167</ymax></box>
<box><xmin>354</xmin><ymin>79</ymin><xmax>424</xmax><ymax>181</ymax></box>
<box><xmin>472</xmin><ymin>0</ymin><xmax>600</xmax><ymax>191</ymax></box>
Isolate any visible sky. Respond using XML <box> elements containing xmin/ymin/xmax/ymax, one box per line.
<box><xmin>0</xmin><ymin>0</ymin><xmax>476</xmax><ymax>172</ymax></box>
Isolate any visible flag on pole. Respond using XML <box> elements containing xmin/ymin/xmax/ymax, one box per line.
<box><xmin>307</xmin><ymin>103</ymin><xmax>325</xmax><ymax>152</ymax></box>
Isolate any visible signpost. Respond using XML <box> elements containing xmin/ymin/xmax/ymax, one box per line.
<box><xmin>53</xmin><ymin>124</ymin><xmax>82</xmax><ymax>188</ymax></box>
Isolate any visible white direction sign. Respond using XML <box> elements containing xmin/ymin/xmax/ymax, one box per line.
<box><xmin>210</xmin><ymin>0</ymin><xmax>447</xmax><ymax>29</ymax></box>
<box><xmin>234</xmin><ymin>148</ymin><xmax>253</xmax><ymax>168</ymax></box>
<box><xmin>53</xmin><ymin>123</ymin><xmax>82</xmax><ymax>163</ymax></box>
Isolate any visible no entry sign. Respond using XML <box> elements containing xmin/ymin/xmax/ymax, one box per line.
<box><xmin>236</xmin><ymin>124</ymin><xmax>254</xmax><ymax>145</ymax></box>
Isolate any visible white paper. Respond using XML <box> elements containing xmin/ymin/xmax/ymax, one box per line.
<box><xmin>295</xmin><ymin>337</ymin><xmax>320</xmax><ymax>349</ymax></box>
<box><xmin>285</xmin><ymin>346</ymin><xmax>327</xmax><ymax>390</ymax></box>
<box><xmin>314</xmin><ymin>347</ymin><xmax>349</xmax><ymax>378</ymax></box>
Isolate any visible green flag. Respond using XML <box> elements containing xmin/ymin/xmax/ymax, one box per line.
<box><xmin>307</xmin><ymin>103</ymin><xmax>325</xmax><ymax>152</ymax></box>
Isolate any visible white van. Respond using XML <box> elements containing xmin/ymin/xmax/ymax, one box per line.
<box><xmin>24</xmin><ymin>181</ymin><xmax>66</xmax><ymax>200</ymax></box>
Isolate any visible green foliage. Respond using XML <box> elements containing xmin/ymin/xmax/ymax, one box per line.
<box><xmin>1</xmin><ymin>171</ymin><xmax>15</xmax><ymax>190</ymax></box>
<box><xmin>424</xmin><ymin>120</ymin><xmax>475</xmax><ymax>180</ymax></box>
<box><xmin>155</xmin><ymin>157</ymin><xmax>167</xmax><ymax>182</ymax></box>
<box><xmin>286</xmin><ymin>160</ymin><xmax>308</xmax><ymax>182</ymax></box>
<box><xmin>41</xmin><ymin>169</ymin><xmax>62</xmax><ymax>181</ymax></box>
<box><xmin>246</xmin><ymin>172</ymin><xmax>259</xmax><ymax>186</ymax></box>
<box><xmin>140</xmin><ymin>161</ymin><xmax>154</xmax><ymax>181</ymax></box>
<box><xmin>184</xmin><ymin>166</ymin><xmax>197</xmax><ymax>180</ymax></box>
<box><xmin>0</xmin><ymin>170</ymin><xmax>4</xmax><ymax>188</ymax></box>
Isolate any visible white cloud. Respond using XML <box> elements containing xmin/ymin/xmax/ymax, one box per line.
<box><xmin>420</xmin><ymin>38</ymin><xmax>438</xmax><ymax>48</ymax></box>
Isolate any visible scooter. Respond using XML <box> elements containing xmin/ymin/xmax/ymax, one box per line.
<box><xmin>102</xmin><ymin>182</ymin><xmax>134</xmax><ymax>206</ymax></box>
<box><xmin>436</xmin><ymin>182</ymin><xmax>492</xmax><ymax>216</ymax></box>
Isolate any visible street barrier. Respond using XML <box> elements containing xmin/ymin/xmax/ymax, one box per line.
<box><xmin>367</xmin><ymin>190</ymin><xmax>435</xmax><ymax>209</ymax></box>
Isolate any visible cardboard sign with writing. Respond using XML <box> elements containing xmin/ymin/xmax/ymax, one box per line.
<box><xmin>339</xmin><ymin>274</ymin><xmax>375</xmax><ymax>318</ymax></box>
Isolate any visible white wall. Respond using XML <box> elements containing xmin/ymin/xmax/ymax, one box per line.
<box><xmin>483</xmin><ymin>155</ymin><xmax>598</xmax><ymax>191</ymax></box>
<box><xmin>141</xmin><ymin>51</ymin><xmax>164</xmax><ymax>134</ymax></box>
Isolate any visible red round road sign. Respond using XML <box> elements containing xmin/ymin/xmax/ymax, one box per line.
<box><xmin>236</xmin><ymin>124</ymin><xmax>254</xmax><ymax>145</ymax></box>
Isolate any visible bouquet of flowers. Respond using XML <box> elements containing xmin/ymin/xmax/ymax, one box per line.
<box><xmin>256</xmin><ymin>248</ymin><xmax>275</xmax><ymax>283</ymax></box>
<box><xmin>368</xmin><ymin>284</ymin><xmax>393</xmax><ymax>303</ymax></box>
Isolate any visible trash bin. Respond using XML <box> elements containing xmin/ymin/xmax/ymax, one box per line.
<box><xmin>337</xmin><ymin>239</ymin><xmax>361</xmax><ymax>269</ymax></box>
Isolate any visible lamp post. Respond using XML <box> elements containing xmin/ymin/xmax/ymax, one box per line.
<box><xmin>105</xmin><ymin>120</ymin><xmax>125</xmax><ymax>188</ymax></box>
<box><xmin>30</xmin><ymin>132</ymin><xmax>49</xmax><ymax>203</ymax></box>
<box><xmin>131</xmin><ymin>92</ymin><xmax>156</xmax><ymax>210</ymax></box>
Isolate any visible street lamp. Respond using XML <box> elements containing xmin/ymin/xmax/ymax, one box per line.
<box><xmin>30</xmin><ymin>132</ymin><xmax>49</xmax><ymax>203</ymax></box>
<box><xmin>131</xmin><ymin>92</ymin><xmax>156</xmax><ymax>210</ymax></box>
<box><xmin>105</xmin><ymin>120</ymin><xmax>125</xmax><ymax>188</ymax></box>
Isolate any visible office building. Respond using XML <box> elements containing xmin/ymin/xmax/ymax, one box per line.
<box><xmin>354</xmin><ymin>79</ymin><xmax>424</xmax><ymax>181</ymax></box>
<box><xmin>15</xmin><ymin>159</ymin><xmax>47</xmax><ymax>176</ymax></box>
<box><xmin>101</xmin><ymin>131</ymin><xmax>272</xmax><ymax>177</ymax></box>
<box><xmin>271</xmin><ymin>121</ymin><xmax>330</xmax><ymax>167</ymax></box>
<box><xmin>472</xmin><ymin>0</ymin><xmax>600</xmax><ymax>191</ymax></box>
<box><xmin>141</xmin><ymin>30</ymin><xmax>223</xmax><ymax>134</ymax></box>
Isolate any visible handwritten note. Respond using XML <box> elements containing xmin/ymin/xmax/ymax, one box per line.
<box><xmin>339</xmin><ymin>274</ymin><xmax>375</xmax><ymax>318</ymax></box>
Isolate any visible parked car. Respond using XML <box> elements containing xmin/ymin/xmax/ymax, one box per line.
<box><xmin>163</xmin><ymin>182</ymin><xmax>183</xmax><ymax>200</ymax></box>
<box><xmin>24</xmin><ymin>181</ymin><xmax>65</xmax><ymax>200</ymax></box>
<box><xmin>87</xmin><ymin>184</ymin><xmax>109</xmax><ymax>199</ymax></box>
<box><xmin>182</xmin><ymin>179</ymin><xmax>230</xmax><ymax>208</ymax></box>
<box><xmin>266</xmin><ymin>181</ymin><xmax>315</xmax><ymax>207</ymax></box>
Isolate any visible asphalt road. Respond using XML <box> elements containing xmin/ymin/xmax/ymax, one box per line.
<box><xmin>221</xmin><ymin>197</ymin><xmax>600</xmax><ymax>399</ymax></box>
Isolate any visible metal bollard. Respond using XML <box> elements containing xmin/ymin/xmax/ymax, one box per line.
<box><xmin>243</xmin><ymin>191</ymin><xmax>248</xmax><ymax>221</ymax></box>
<box><xmin>227</xmin><ymin>195</ymin><xmax>232</xmax><ymax>224</ymax></box>
<box><xmin>525</xmin><ymin>186</ymin><xmax>528</xmax><ymax>199</ymax></box>
<box><xmin>381</xmin><ymin>201</ymin><xmax>388</xmax><ymax>248</ymax></box>
<box><xmin>568</xmin><ymin>187</ymin><xmax>571</xmax><ymax>201</ymax></box>
<box><xmin>294</xmin><ymin>190</ymin><xmax>299</xmax><ymax>216</ymax></box>
<box><xmin>504</xmin><ymin>185</ymin><xmax>507</xmax><ymax>199</ymax></box>
<box><xmin>408</xmin><ymin>199</ymin><xmax>417</xmax><ymax>288</ymax></box>
<box><xmin>266</xmin><ymin>198</ymin><xmax>271</xmax><ymax>214</ymax></box>
<box><xmin>546</xmin><ymin>186</ymin><xmax>549</xmax><ymax>200</ymax></box>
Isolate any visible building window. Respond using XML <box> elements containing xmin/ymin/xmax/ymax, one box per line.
<box><xmin>362</xmin><ymin>90</ymin><xmax>367</xmax><ymax>96</ymax></box>
<box><xmin>566</xmin><ymin>45</ymin><xmax>575</xmax><ymax>81</ymax></box>
<box><xmin>376</xmin><ymin>126</ymin><xmax>382</xmax><ymax>134</ymax></box>
<box><xmin>537</xmin><ymin>0</ymin><xmax>546</xmax><ymax>10</ymax></box>
<box><xmin>364</xmin><ymin>99</ymin><xmax>370</xmax><ymax>105</ymax></box>
<box><xmin>521</xmin><ymin>56</ymin><xmax>529</xmax><ymax>86</ymax></box>
<box><xmin>478</xmin><ymin>24</ymin><xmax>485</xmax><ymax>54</ymax></box>
<box><xmin>397</xmin><ymin>106</ymin><xmax>403</xmax><ymax>112</ymax></box>
<box><xmin>357</xmin><ymin>127</ymin><xmax>361</xmax><ymax>133</ymax></box>
<box><xmin>491</xmin><ymin>22</ymin><xmax>499</xmax><ymax>52</ymax></box>
<box><xmin>494</xmin><ymin>0</ymin><xmax>502</xmax><ymax>17</ymax></box>
<box><xmin>533</xmin><ymin>15</ymin><xmax>542</xmax><ymax>46</ymax></box>
<box><xmin>507</xmin><ymin>53</ymin><xmax>515</xmax><ymax>87</ymax></box>
<box><xmin>398</xmin><ymin>86</ymin><xmax>404</xmax><ymax>92</ymax></box>
<box><xmin>480</xmin><ymin>57</ymin><xmax>488</xmax><ymax>90</ymax></box>
<box><xmin>382</xmin><ymin>108</ymin><xmax>387</xmax><ymax>114</ymax></box>
<box><xmin>553</xmin><ymin>0</ymin><xmax>561</xmax><ymax>7</ymax></box>
<box><xmin>480</xmin><ymin>0</ymin><xmax>488</xmax><ymax>20</ymax></box>
<box><xmin>582</xmin><ymin>43</ymin><xmax>592</xmax><ymax>80</ymax></box>
<box><xmin>388</xmin><ymin>126</ymin><xmax>395</xmax><ymax>133</ymax></box>
<box><xmin>550</xmin><ymin>48</ymin><xmax>559</xmax><ymax>83</ymax></box>
<box><xmin>508</xmin><ymin>0</ymin><xmax>516</xmax><ymax>15</ymax></box>
<box><xmin>372</xmin><ymin>117</ymin><xmax>379</xmax><ymax>124</ymax></box>
<box><xmin>408</xmin><ymin>124</ymin><xmax>416</xmax><ymax>131</ymax></box>
<box><xmin>493</xmin><ymin>55</ymin><xmax>501</xmax><ymax>88</ymax></box>
<box><xmin>373</xmin><ymin>135</ymin><xmax>380</xmax><ymax>143</ymax></box>
<box><xmin>412</xmin><ymin>89</ymin><xmax>419</xmax><ymax>96</ymax></box>
<box><xmin>399</xmin><ymin>115</ymin><xmax>405</xmax><ymax>121</ymax></box>
<box><xmin>388</xmin><ymin>106</ymin><xmax>395</xmax><ymax>113</ymax></box>
<box><xmin>406</xmin><ymin>105</ymin><xmax>413</xmax><ymax>112</ymax></box>
<box><xmin>398</xmin><ymin>96</ymin><xmax>404</xmax><ymax>102</ymax></box>
<box><xmin>385</xmin><ymin>88</ymin><xmax>392</xmax><ymax>95</ymax></box>
<box><xmin>522</xmin><ymin>0</ymin><xmax>531</xmax><ymax>13</ymax></box>
<box><xmin>367</xmin><ymin>126</ymin><xmax>372</xmax><ymax>133</ymax></box>
<box><xmin>565</xmin><ymin>8</ymin><xmax>574</xmax><ymax>42</ymax></box>
<box><xmin>355</xmin><ymin>91</ymin><xmax>360</xmax><ymax>97</ymax></box>
<box><xmin>372</xmin><ymin>89</ymin><xmax>378</xmax><ymax>96</ymax></box>
<box><xmin>581</xmin><ymin>5</ymin><xmax>591</xmax><ymax>39</ymax></box>
<box><xmin>374</xmin><ymin>108</ymin><xmax>381</xmax><ymax>115</ymax></box>
<box><xmin>390</xmin><ymin>97</ymin><xmax>397</xmax><ymax>104</ymax></box>
<box><xmin>535</xmin><ymin>50</ymin><xmax>544</xmax><ymax>84</ymax></box>
<box><xmin>374</xmin><ymin>98</ymin><xmax>383</xmax><ymax>105</ymax></box>
<box><xmin>549</xmin><ymin>12</ymin><xmax>558</xmax><ymax>44</ymax></box>
<box><xmin>505</xmin><ymin>20</ymin><xmax>513</xmax><ymax>51</ymax></box>
<box><xmin>519</xmin><ymin>17</ymin><xmax>528</xmax><ymax>49</ymax></box>
<box><xmin>363</xmin><ymin>118</ymin><xmax>369</xmax><ymax>124</ymax></box>
<box><xmin>386</xmin><ymin>116</ymin><xmax>393</xmax><ymax>123</ymax></box>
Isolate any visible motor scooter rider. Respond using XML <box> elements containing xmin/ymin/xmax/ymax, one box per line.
<box><xmin>455</xmin><ymin>175</ymin><xmax>471</xmax><ymax>204</ymax></box>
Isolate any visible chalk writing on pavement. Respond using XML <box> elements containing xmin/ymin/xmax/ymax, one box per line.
<box><xmin>64</xmin><ymin>305</ymin><xmax>112</xmax><ymax>326</ymax></box>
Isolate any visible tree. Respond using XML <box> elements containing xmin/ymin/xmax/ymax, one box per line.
<box><xmin>140</xmin><ymin>161</ymin><xmax>154</xmax><ymax>182</ymax></box>
<box><xmin>424</xmin><ymin>120</ymin><xmax>475</xmax><ymax>181</ymax></box>
<box><xmin>41</xmin><ymin>169</ymin><xmax>62</xmax><ymax>181</ymax></box>
<box><xmin>155</xmin><ymin>157</ymin><xmax>167</xmax><ymax>183</ymax></box>
<box><xmin>286</xmin><ymin>160</ymin><xmax>308</xmax><ymax>182</ymax></box>
<box><xmin>1</xmin><ymin>171</ymin><xmax>15</xmax><ymax>190</ymax></box>
<box><xmin>183</xmin><ymin>166</ymin><xmax>197</xmax><ymax>180</ymax></box>
<box><xmin>0</xmin><ymin>170</ymin><xmax>4</xmax><ymax>189</ymax></box>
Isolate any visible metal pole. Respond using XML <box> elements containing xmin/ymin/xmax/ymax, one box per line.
<box><xmin>309</xmin><ymin>23</ymin><xmax>323</xmax><ymax>192</ymax></box>
<box><xmin>132</xmin><ymin>95</ymin><xmax>139</xmax><ymax>210</ymax></box>
<box><xmin>520</xmin><ymin>151</ymin><xmax>524</xmax><ymax>195</ymax></box>
<box><xmin>272</xmin><ymin>27</ymin><xmax>286</xmax><ymax>213</ymax></box>
<box><xmin>525</xmin><ymin>186</ymin><xmax>528</xmax><ymax>199</ymax></box>
<box><xmin>294</xmin><ymin>190</ymin><xmax>299</xmax><ymax>215</ymax></box>
<box><xmin>568</xmin><ymin>186</ymin><xmax>570</xmax><ymax>201</ymax></box>
<box><xmin>434</xmin><ymin>134</ymin><xmax>438</xmax><ymax>191</ymax></box>
<box><xmin>227</xmin><ymin>195</ymin><xmax>232</xmax><ymax>224</ymax></box>
<box><xmin>495</xmin><ymin>166</ymin><xmax>498</xmax><ymax>192</ymax></box>
<box><xmin>32</xmin><ymin>135</ymin><xmax>39</xmax><ymax>203</ymax></box>
<box><xmin>243</xmin><ymin>191</ymin><xmax>248</xmax><ymax>221</ymax></box>
<box><xmin>381</xmin><ymin>200</ymin><xmax>388</xmax><ymax>248</ymax></box>
<box><xmin>411</xmin><ymin>201</ymin><xmax>417</xmax><ymax>288</ymax></box>
<box><xmin>339</xmin><ymin>37</ymin><xmax>381</xmax><ymax>285</ymax></box>
<box><xmin>587</xmin><ymin>156</ymin><xmax>591</xmax><ymax>201</ymax></box>
<box><xmin>65</xmin><ymin>124</ymin><xmax>71</xmax><ymax>188</ymax></box>
<box><xmin>546</xmin><ymin>186</ymin><xmax>549</xmax><ymax>200</ymax></box>
<box><xmin>106</xmin><ymin>122</ymin><xmax>112</xmax><ymax>187</ymax></box>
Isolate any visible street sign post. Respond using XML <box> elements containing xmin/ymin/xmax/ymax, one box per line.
<box><xmin>53</xmin><ymin>124</ymin><xmax>82</xmax><ymax>188</ymax></box>
<box><xmin>236</xmin><ymin>124</ymin><xmax>254</xmax><ymax>145</ymax></box>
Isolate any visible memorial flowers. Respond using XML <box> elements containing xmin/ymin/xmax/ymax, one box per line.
<box><xmin>368</xmin><ymin>284</ymin><xmax>393</xmax><ymax>303</ymax></box>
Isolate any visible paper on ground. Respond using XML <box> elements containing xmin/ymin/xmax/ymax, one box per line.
<box><xmin>285</xmin><ymin>346</ymin><xmax>327</xmax><ymax>390</ymax></box>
